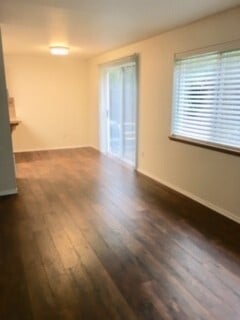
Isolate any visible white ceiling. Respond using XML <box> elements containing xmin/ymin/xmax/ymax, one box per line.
<box><xmin>0</xmin><ymin>0</ymin><xmax>240</xmax><ymax>57</ymax></box>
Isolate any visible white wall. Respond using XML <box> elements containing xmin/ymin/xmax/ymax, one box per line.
<box><xmin>88</xmin><ymin>7</ymin><xmax>240</xmax><ymax>222</ymax></box>
<box><xmin>5</xmin><ymin>55</ymin><xmax>89</xmax><ymax>152</ymax></box>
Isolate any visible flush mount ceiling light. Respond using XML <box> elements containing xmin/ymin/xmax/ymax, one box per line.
<box><xmin>50</xmin><ymin>46</ymin><xmax>69</xmax><ymax>56</ymax></box>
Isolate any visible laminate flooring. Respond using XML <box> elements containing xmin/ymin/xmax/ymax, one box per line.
<box><xmin>0</xmin><ymin>148</ymin><xmax>240</xmax><ymax>320</ymax></box>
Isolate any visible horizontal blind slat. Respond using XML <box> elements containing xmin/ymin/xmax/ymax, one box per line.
<box><xmin>174</xmin><ymin>125</ymin><xmax>240</xmax><ymax>142</ymax></box>
<box><xmin>175</xmin><ymin>114</ymin><xmax>240</xmax><ymax>125</ymax></box>
<box><xmin>176</xmin><ymin>110</ymin><xmax>240</xmax><ymax>117</ymax></box>
<box><xmin>174</xmin><ymin>119</ymin><xmax>240</xmax><ymax>133</ymax></box>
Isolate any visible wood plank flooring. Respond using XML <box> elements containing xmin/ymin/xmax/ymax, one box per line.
<box><xmin>0</xmin><ymin>147</ymin><xmax>240</xmax><ymax>319</ymax></box>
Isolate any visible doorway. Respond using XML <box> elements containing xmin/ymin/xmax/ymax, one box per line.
<box><xmin>101</xmin><ymin>56</ymin><xmax>138</xmax><ymax>167</ymax></box>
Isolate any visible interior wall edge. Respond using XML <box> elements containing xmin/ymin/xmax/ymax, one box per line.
<box><xmin>0</xmin><ymin>188</ymin><xmax>18</xmax><ymax>196</ymax></box>
<box><xmin>88</xmin><ymin>145</ymin><xmax>101</xmax><ymax>151</ymax></box>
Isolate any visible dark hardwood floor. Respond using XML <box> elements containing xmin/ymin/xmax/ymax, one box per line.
<box><xmin>0</xmin><ymin>147</ymin><xmax>240</xmax><ymax>320</ymax></box>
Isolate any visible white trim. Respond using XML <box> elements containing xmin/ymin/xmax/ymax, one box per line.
<box><xmin>89</xmin><ymin>145</ymin><xmax>100</xmax><ymax>151</ymax></box>
<box><xmin>0</xmin><ymin>188</ymin><xmax>18</xmax><ymax>196</ymax></box>
<box><xmin>137</xmin><ymin>168</ymin><xmax>240</xmax><ymax>225</ymax></box>
<box><xmin>13</xmin><ymin>145</ymin><xmax>89</xmax><ymax>153</ymax></box>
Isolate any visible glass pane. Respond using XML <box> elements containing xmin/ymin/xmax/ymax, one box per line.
<box><xmin>108</xmin><ymin>68</ymin><xmax>122</xmax><ymax>156</ymax></box>
<box><xmin>123</xmin><ymin>65</ymin><xmax>137</xmax><ymax>164</ymax></box>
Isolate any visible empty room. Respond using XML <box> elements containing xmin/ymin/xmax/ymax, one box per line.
<box><xmin>0</xmin><ymin>1</ymin><xmax>240</xmax><ymax>319</ymax></box>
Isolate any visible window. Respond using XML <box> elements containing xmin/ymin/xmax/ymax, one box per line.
<box><xmin>171</xmin><ymin>48</ymin><xmax>240</xmax><ymax>153</ymax></box>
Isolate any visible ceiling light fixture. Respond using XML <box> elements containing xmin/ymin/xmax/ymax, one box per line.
<box><xmin>50</xmin><ymin>46</ymin><xmax>69</xmax><ymax>56</ymax></box>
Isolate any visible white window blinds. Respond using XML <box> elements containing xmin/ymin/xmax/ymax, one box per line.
<box><xmin>172</xmin><ymin>49</ymin><xmax>240</xmax><ymax>151</ymax></box>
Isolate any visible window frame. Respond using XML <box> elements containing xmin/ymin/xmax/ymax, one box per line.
<box><xmin>170</xmin><ymin>41</ymin><xmax>240</xmax><ymax>156</ymax></box>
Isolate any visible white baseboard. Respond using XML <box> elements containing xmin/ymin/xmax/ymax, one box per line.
<box><xmin>89</xmin><ymin>145</ymin><xmax>101</xmax><ymax>151</ymax></box>
<box><xmin>14</xmin><ymin>145</ymin><xmax>89</xmax><ymax>153</ymax></box>
<box><xmin>137</xmin><ymin>168</ymin><xmax>240</xmax><ymax>225</ymax></box>
<box><xmin>0</xmin><ymin>188</ymin><xmax>18</xmax><ymax>196</ymax></box>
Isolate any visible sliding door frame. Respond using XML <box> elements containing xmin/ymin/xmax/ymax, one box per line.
<box><xmin>100</xmin><ymin>54</ymin><xmax>140</xmax><ymax>169</ymax></box>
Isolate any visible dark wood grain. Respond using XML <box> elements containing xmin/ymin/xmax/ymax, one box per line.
<box><xmin>0</xmin><ymin>147</ymin><xmax>240</xmax><ymax>320</ymax></box>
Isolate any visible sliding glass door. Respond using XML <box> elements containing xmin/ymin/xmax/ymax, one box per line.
<box><xmin>102</xmin><ymin>57</ymin><xmax>138</xmax><ymax>166</ymax></box>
